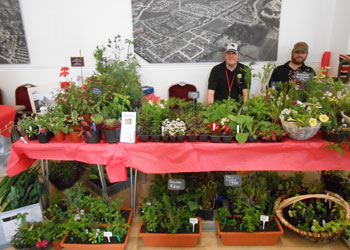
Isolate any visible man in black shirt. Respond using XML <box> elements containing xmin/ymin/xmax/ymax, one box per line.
<box><xmin>207</xmin><ymin>43</ymin><xmax>249</xmax><ymax>104</ymax></box>
<box><xmin>268</xmin><ymin>42</ymin><xmax>315</xmax><ymax>90</ymax></box>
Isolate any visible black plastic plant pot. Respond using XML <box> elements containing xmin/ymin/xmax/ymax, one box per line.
<box><xmin>104</xmin><ymin>128</ymin><xmax>120</xmax><ymax>143</ymax></box>
<box><xmin>322</xmin><ymin>128</ymin><xmax>348</xmax><ymax>143</ymax></box>
<box><xmin>187</xmin><ymin>135</ymin><xmax>197</xmax><ymax>142</ymax></box>
<box><xmin>170</xmin><ymin>136</ymin><xmax>176</xmax><ymax>143</ymax></box>
<box><xmin>139</xmin><ymin>135</ymin><xmax>149</xmax><ymax>142</ymax></box>
<box><xmin>222</xmin><ymin>136</ymin><xmax>233</xmax><ymax>143</ymax></box>
<box><xmin>162</xmin><ymin>135</ymin><xmax>169</xmax><ymax>143</ymax></box>
<box><xmin>84</xmin><ymin>130</ymin><xmax>101</xmax><ymax>144</ymax></box>
<box><xmin>202</xmin><ymin>209</ymin><xmax>214</xmax><ymax>221</ymax></box>
<box><xmin>151</xmin><ymin>135</ymin><xmax>161</xmax><ymax>142</ymax></box>
<box><xmin>177</xmin><ymin>135</ymin><xmax>185</xmax><ymax>143</ymax></box>
<box><xmin>37</xmin><ymin>133</ymin><xmax>50</xmax><ymax>143</ymax></box>
<box><xmin>210</xmin><ymin>135</ymin><xmax>221</xmax><ymax>143</ymax></box>
<box><xmin>198</xmin><ymin>134</ymin><xmax>209</xmax><ymax>142</ymax></box>
<box><xmin>247</xmin><ymin>135</ymin><xmax>258</xmax><ymax>143</ymax></box>
<box><xmin>27</xmin><ymin>134</ymin><xmax>38</xmax><ymax>141</ymax></box>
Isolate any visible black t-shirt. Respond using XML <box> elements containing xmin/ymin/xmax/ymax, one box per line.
<box><xmin>208</xmin><ymin>62</ymin><xmax>248</xmax><ymax>102</ymax></box>
<box><xmin>268</xmin><ymin>61</ymin><xmax>315</xmax><ymax>88</ymax></box>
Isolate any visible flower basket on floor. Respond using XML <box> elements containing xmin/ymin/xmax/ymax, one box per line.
<box><xmin>281</xmin><ymin>120</ymin><xmax>320</xmax><ymax>141</ymax></box>
<box><xmin>274</xmin><ymin>192</ymin><xmax>350</xmax><ymax>243</ymax></box>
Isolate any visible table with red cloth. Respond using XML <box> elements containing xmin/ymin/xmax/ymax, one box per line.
<box><xmin>6</xmin><ymin>134</ymin><xmax>350</xmax><ymax>182</ymax></box>
<box><xmin>0</xmin><ymin>105</ymin><xmax>16</xmax><ymax>138</ymax></box>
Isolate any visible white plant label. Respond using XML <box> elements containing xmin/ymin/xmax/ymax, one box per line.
<box><xmin>260</xmin><ymin>215</ymin><xmax>269</xmax><ymax>230</ymax></box>
<box><xmin>213</xmin><ymin>123</ymin><xmax>216</xmax><ymax>131</ymax></box>
<box><xmin>236</xmin><ymin>125</ymin><xmax>240</xmax><ymax>133</ymax></box>
<box><xmin>104</xmin><ymin>232</ymin><xmax>112</xmax><ymax>242</ymax></box>
<box><xmin>190</xmin><ymin>218</ymin><xmax>198</xmax><ymax>232</ymax></box>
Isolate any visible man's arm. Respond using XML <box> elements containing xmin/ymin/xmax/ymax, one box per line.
<box><xmin>242</xmin><ymin>89</ymin><xmax>248</xmax><ymax>103</ymax></box>
<box><xmin>206</xmin><ymin>89</ymin><xmax>215</xmax><ymax>105</ymax></box>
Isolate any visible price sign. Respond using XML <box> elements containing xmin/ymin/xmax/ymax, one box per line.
<box><xmin>104</xmin><ymin>232</ymin><xmax>112</xmax><ymax>242</ymax></box>
<box><xmin>189</xmin><ymin>218</ymin><xmax>198</xmax><ymax>232</ymax></box>
<box><xmin>92</xmin><ymin>87</ymin><xmax>102</xmax><ymax>96</ymax></box>
<box><xmin>224</xmin><ymin>175</ymin><xmax>242</xmax><ymax>187</ymax></box>
<box><xmin>168</xmin><ymin>179</ymin><xmax>185</xmax><ymax>191</ymax></box>
<box><xmin>260</xmin><ymin>215</ymin><xmax>269</xmax><ymax>230</ymax></box>
<box><xmin>295</xmin><ymin>72</ymin><xmax>313</xmax><ymax>82</ymax></box>
<box><xmin>188</xmin><ymin>91</ymin><xmax>200</xmax><ymax>99</ymax></box>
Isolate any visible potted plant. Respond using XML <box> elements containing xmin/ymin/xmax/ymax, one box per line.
<box><xmin>100</xmin><ymin>93</ymin><xmax>130</xmax><ymax>143</ymax></box>
<box><xmin>60</xmin><ymin>183</ymin><xmax>132</xmax><ymax>249</ymax></box>
<box><xmin>81</xmin><ymin>114</ymin><xmax>104</xmax><ymax>143</ymax></box>
<box><xmin>16</xmin><ymin>113</ymin><xmax>38</xmax><ymax>140</ymax></box>
<box><xmin>67</xmin><ymin>111</ymin><xmax>83</xmax><ymax>142</ymax></box>
<box><xmin>48</xmin><ymin>161</ymin><xmax>83</xmax><ymax>190</ymax></box>
<box><xmin>217</xmin><ymin>173</ymin><xmax>284</xmax><ymax>245</ymax></box>
<box><xmin>0</xmin><ymin>167</ymin><xmax>44</xmax><ymax>247</ymax></box>
<box><xmin>36</xmin><ymin>110</ymin><xmax>55</xmax><ymax>143</ymax></box>
<box><xmin>256</xmin><ymin>121</ymin><xmax>287</xmax><ymax>142</ymax></box>
<box><xmin>49</xmin><ymin>107</ymin><xmax>72</xmax><ymax>142</ymax></box>
<box><xmin>162</xmin><ymin>118</ymin><xmax>186</xmax><ymax>143</ymax></box>
<box><xmin>138</xmin><ymin>193</ymin><xmax>201</xmax><ymax>247</ymax></box>
<box><xmin>201</xmin><ymin>180</ymin><xmax>217</xmax><ymax>220</ymax></box>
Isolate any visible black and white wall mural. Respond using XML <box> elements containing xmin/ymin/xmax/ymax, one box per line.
<box><xmin>132</xmin><ymin>0</ymin><xmax>281</xmax><ymax>63</ymax></box>
<box><xmin>0</xmin><ymin>0</ymin><xmax>30</xmax><ymax>64</ymax></box>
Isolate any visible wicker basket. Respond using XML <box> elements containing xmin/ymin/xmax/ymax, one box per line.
<box><xmin>341</xmin><ymin>111</ymin><xmax>350</xmax><ymax>126</ymax></box>
<box><xmin>274</xmin><ymin>192</ymin><xmax>350</xmax><ymax>243</ymax></box>
<box><xmin>281</xmin><ymin>120</ymin><xmax>320</xmax><ymax>141</ymax></box>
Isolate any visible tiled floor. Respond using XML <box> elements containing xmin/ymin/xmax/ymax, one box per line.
<box><xmin>4</xmin><ymin>171</ymin><xmax>349</xmax><ymax>249</ymax></box>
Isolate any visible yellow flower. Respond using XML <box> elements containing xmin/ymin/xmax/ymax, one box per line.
<box><xmin>309</xmin><ymin>118</ymin><xmax>318</xmax><ymax>127</ymax></box>
<box><xmin>319</xmin><ymin>114</ymin><xmax>329</xmax><ymax>123</ymax></box>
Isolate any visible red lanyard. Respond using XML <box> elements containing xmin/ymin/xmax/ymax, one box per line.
<box><xmin>225</xmin><ymin>69</ymin><xmax>236</xmax><ymax>95</ymax></box>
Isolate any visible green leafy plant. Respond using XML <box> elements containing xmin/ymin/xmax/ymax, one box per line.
<box><xmin>16</xmin><ymin>113</ymin><xmax>38</xmax><ymax>136</ymax></box>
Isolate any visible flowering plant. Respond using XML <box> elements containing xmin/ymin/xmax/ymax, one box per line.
<box><xmin>162</xmin><ymin>118</ymin><xmax>186</xmax><ymax>136</ymax></box>
<box><xmin>208</xmin><ymin>117</ymin><xmax>234</xmax><ymax>136</ymax></box>
<box><xmin>279</xmin><ymin>100</ymin><xmax>326</xmax><ymax>128</ymax></box>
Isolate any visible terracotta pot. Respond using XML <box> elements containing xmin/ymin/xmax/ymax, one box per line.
<box><xmin>61</xmin><ymin>209</ymin><xmax>132</xmax><ymax>250</ymax></box>
<box><xmin>216</xmin><ymin>216</ymin><xmax>283</xmax><ymax>246</ymax></box>
<box><xmin>138</xmin><ymin>217</ymin><xmax>202</xmax><ymax>247</ymax></box>
<box><xmin>69</xmin><ymin>131</ymin><xmax>82</xmax><ymax>143</ymax></box>
<box><xmin>54</xmin><ymin>131</ymin><xmax>66</xmax><ymax>142</ymax></box>
<box><xmin>51</xmin><ymin>241</ymin><xmax>63</xmax><ymax>250</ymax></box>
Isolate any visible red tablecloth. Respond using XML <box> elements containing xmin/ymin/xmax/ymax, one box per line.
<box><xmin>7</xmin><ymin>135</ymin><xmax>350</xmax><ymax>182</ymax></box>
<box><xmin>0</xmin><ymin>105</ymin><xmax>16</xmax><ymax>138</ymax></box>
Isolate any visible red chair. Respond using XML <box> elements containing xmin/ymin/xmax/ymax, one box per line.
<box><xmin>168</xmin><ymin>82</ymin><xmax>197</xmax><ymax>101</ymax></box>
<box><xmin>15</xmin><ymin>84</ymin><xmax>36</xmax><ymax>113</ymax></box>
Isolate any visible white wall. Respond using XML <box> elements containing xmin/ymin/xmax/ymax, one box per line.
<box><xmin>0</xmin><ymin>0</ymin><xmax>349</xmax><ymax>106</ymax></box>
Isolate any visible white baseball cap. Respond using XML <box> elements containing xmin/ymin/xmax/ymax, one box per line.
<box><xmin>225</xmin><ymin>43</ymin><xmax>240</xmax><ymax>53</ymax></box>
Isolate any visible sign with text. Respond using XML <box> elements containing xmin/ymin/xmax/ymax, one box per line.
<box><xmin>92</xmin><ymin>87</ymin><xmax>102</xmax><ymax>96</ymax></box>
<box><xmin>168</xmin><ymin>179</ymin><xmax>185</xmax><ymax>191</ymax></box>
<box><xmin>188</xmin><ymin>91</ymin><xmax>200</xmax><ymax>99</ymax></box>
<box><xmin>120</xmin><ymin>112</ymin><xmax>136</xmax><ymax>143</ymax></box>
<box><xmin>224</xmin><ymin>175</ymin><xmax>242</xmax><ymax>187</ymax></box>
<box><xmin>295</xmin><ymin>72</ymin><xmax>313</xmax><ymax>82</ymax></box>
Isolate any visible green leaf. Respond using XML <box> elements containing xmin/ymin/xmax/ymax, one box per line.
<box><xmin>235</xmin><ymin>133</ymin><xmax>249</xmax><ymax>144</ymax></box>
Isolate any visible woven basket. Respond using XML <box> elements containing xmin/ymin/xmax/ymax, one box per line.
<box><xmin>341</xmin><ymin>111</ymin><xmax>350</xmax><ymax>126</ymax></box>
<box><xmin>274</xmin><ymin>192</ymin><xmax>350</xmax><ymax>243</ymax></box>
<box><xmin>281</xmin><ymin>120</ymin><xmax>320</xmax><ymax>141</ymax></box>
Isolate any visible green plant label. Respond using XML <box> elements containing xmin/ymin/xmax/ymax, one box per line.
<box><xmin>224</xmin><ymin>175</ymin><xmax>242</xmax><ymax>187</ymax></box>
<box><xmin>168</xmin><ymin>179</ymin><xmax>185</xmax><ymax>190</ymax></box>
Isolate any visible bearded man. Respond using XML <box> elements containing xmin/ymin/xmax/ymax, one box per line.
<box><xmin>268</xmin><ymin>42</ymin><xmax>315</xmax><ymax>89</ymax></box>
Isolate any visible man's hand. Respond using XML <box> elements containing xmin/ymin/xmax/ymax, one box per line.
<box><xmin>243</xmin><ymin>89</ymin><xmax>248</xmax><ymax>103</ymax></box>
<box><xmin>206</xmin><ymin>90</ymin><xmax>215</xmax><ymax>105</ymax></box>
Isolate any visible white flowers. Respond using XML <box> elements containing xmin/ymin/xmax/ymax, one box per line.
<box><xmin>162</xmin><ymin>118</ymin><xmax>186</xmax><ymax>136</ymax></box>
<box><xmin>309</xmin><ymin>118</ymin><xmax>318</xmax><ymax>127</ymax></box>
<box><xmin>319</xmin><ymin>114</ymin><xmax>329</xmax><ymax>123</ymax></box>
<box><xmin>220</xmin><ymin>117</ymin><xmax>229</xmax><ymax>126</ymax></box>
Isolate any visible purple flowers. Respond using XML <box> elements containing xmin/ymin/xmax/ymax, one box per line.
<box><xmin>292</xmin><ymin>100</ymin><xmax>297</xmax><ymax>105</ymax></box>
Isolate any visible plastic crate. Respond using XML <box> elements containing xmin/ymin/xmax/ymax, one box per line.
<box><xmin>0</xmin><ymin>201</ymin><xmax>43</xmax><ymax>248</ymax></box>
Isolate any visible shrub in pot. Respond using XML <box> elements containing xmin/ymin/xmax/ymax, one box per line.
<box><xmin>48</xmin><ymin>161</ymin><xmax>83</xmax><ymax>190</ymax></box>
<box><xmin>201</xmin><ymin>180</ymin><xmax>217</xmax><ymax>220</ymax></box>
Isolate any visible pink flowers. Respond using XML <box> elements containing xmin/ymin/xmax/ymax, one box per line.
<box><xmin>292</xmin><ymin>100</ymin><xmax>297</xmax><ymax>105</ymax></box>
<box><xmin>36</xmin><ymin>239</ymin><xmax>48</xmax><ymax>249</ymax></box>
<box><xmin>39</xmin><ymin>128</ymin><xmax>46</xmax><ymax>134</ymax></box>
